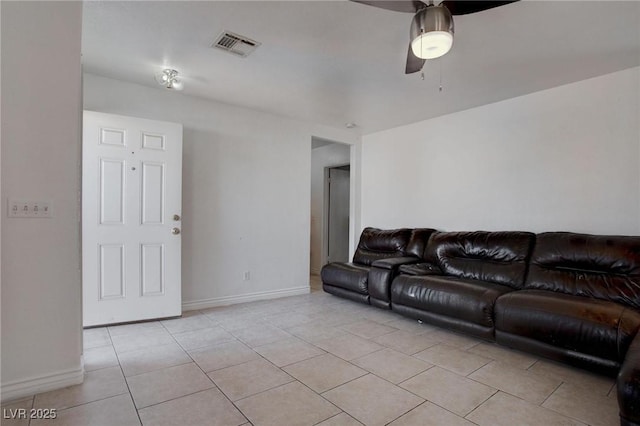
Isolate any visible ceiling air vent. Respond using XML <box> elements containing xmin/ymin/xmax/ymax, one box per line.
<box><xmin>211</xmin><ymin>31</ymin><xmax>261</xmax><ymax>58</ymax></box>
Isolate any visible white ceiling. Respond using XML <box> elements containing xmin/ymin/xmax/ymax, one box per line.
<box><xmin>82</xmin><ymin>1</ymin><xmax>640</xmax><ymax>135</ymax></box>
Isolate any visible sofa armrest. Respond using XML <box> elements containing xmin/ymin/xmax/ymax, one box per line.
<box><xmin>371</xmin><ymin>256</ymin><xmax>420</xmax><ymax>270</ymax></box>
<box><xmin>368</xmin><ymin>257</ymin><xmax>420</xmax><ymax>309</ymax></box>
<box><xmin>618</xmin><ymin>331</ymin><xmax>640</xmax><ymax>426</ymax></box>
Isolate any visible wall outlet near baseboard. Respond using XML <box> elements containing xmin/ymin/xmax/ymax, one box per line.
<box><xmin>243</xmin><ymin>271</ymin><xmax>250</xmax><ymax>281</ymax></box>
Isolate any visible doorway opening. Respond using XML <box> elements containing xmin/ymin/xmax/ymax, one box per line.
<box><xmin>310</xmin><ymin>138</ymin><xmax>351</xmax><ymax>291</ymax></box>
<box><xmin>326</xmin><ymin>165</ymin><xmax>350</xmax><ymax>265</ymax></box>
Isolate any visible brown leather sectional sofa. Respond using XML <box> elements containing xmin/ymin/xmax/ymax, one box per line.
<box><xmin>320</xmin><ymin>227</ymin><xmax>640</xmax><ymax>426</ymax></box>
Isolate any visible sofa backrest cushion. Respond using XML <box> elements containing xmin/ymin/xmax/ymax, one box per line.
<box><xmin>424</xmin><ymin>231</ymin><xmax>536</xmax><ymax>289</ymax></box>
<box><xmin>353</xmin><ymin>227</ymin><xmax>413</xmax><ymax>266</ymax></box>
<box><xmin>526</xmin><ymin>232</ymin><xmax>640</xmax><ymax>310</ymax></box>
<box><xmin>405</xmin><ymin>228</ymin><xmax>438</xmax><ymax>258</ymax></box>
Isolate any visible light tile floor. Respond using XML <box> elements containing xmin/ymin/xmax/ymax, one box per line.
<box><xmin>2</xmin><ymin>275</ymin><xmax>620</xmax><ymax>426</ymax></box>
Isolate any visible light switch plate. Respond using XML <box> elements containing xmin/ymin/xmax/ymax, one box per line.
<box><xmin>7</xmin><ymin>199</ymin><xmax>53</xmax><ymax>218</ymax></box>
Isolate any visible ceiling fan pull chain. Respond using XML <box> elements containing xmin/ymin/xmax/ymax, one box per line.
<box><xmin>421</xmin><ymin>28</ymin><xmax>426</xmax><ymax>81</ymax></box>
<box><xmin>439</xmin><ymin>60</ymin><xmax>443</xmax><ymax>92</ymax></box>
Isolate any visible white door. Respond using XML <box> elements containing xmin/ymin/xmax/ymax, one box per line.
<box><xmin>327</xmin><ymin>166</ymin><xmax>350</xmax><ymax>263</ymax></box>
<box><xmin>82</xmin><ymin>111</ymin><xmax>183</xmax><ymax>326</ymax></box>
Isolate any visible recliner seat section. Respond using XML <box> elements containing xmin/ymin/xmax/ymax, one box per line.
<box><xmin>495</xmin><ymin>289</ymin><xmax>640</xmax><ymax>374</ymax></box>
<box><xmin>391</xmin><ymin>231</ymin><xmax>535</xmax><ymax>340</ymax></box>
<box><xmin>321</xmin><ymin>227</ymin><xmax>415</xmax><ymax>305</ymax></box>
<box><xmin>495</xmin><ymin>232</ymin><xmax>640</xmax><ymax>370</ymax></box>
<box><xmin>320</xmin><ymin>262</ymin><xmax>370</xmax><ymax>304</ymax></box>
<box><xmin>392</xmin><ymin>275</ymin><xmax>513</xmax><ymax>339</ymax></box>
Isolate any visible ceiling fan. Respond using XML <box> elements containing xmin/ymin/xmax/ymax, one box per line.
<box><xmin>351</xmin><ymin>1</ymin><xmax>518</xmax><ymax>74</ymax></box>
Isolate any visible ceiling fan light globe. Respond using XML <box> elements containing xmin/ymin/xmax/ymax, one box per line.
<box><xmin>410</xmin><ymin>5</ymin><xmax>454</xmax><ymax>60</ymax></box>
<box><xmin>411</xmin><ymin>31</ymin><xmax>453</xmax><ymax>59</ymax></box>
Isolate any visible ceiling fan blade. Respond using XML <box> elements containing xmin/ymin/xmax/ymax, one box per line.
<box><xmin>441</xmin><ymin>1</ymin><xmax>518</xmax><ymax>15</ymax></box>
<box><xmin>405</xmin><ymin>44</ymin><xmax>425</xmax><ymax>74</ymax></box>
<box><xmin>350</xmin><ymin>0</ymin><xmax>425</xmax><ymax>14</ymax></box>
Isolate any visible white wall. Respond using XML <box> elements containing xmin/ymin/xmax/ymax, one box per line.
<box><xmin>1</xmin><ymin>1</ymin><xmax>84</xmax><ymax>399</ymax></box>
<box><xmin>362</xmin><ymin>67</ymin><xmax>640</xmax><ymax>235</ymax></box>
<box><xmin>310</xmin><ymin>142</ymin><xmax>351</xmax><ymax>274</ymax></box>
<box><xmin>83</xmin><ymin>74</ymin><xmax>360</xmax><ymax>309</ymax></box>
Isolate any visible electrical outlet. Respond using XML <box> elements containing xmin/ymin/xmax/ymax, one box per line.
<box><xmin>243</xmin><ymin>271</ymin><xmax>250</xmax><ymax>281</ymax></box>
<box><xmin>7</xmin><ymin>199</ymin><xmax>53</xmax><ymax>218</ymax></box>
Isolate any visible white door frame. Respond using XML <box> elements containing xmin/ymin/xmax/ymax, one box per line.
<box><xmin>309</xmin><ymin>137</ymin><xmax>359</xmax><ymax>272</ymax></box>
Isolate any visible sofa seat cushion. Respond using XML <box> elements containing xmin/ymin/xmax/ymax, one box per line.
<box><xmin>391</xmin><ymin>275</ymin><xmax>513</xmax><ymax>327</ymax></box>
<box><xmin>321</xmin><ymin>263</ymin><xmax>370</xmax><ymax>295</ymax></box>
<box><xmin>495</xmin><ymin>290</ymin><xmax>640</xmax><ymax>362</ymax></box>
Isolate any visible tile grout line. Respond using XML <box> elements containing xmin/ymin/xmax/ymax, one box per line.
<box><xmin>41</xmin><ymin>325</ymin><xmax>135</xmax><ymax>421</ymax></box>
<box><xmin>155</xmin><ymin>318</ymin><xmax>251</xmax><ymax>424</ymax></box>
<box><xmin>162</xmin><ymin>316</ymin><xmax>322</xmax><ymax>424</ymax></box>
<box><xmin>286</xmin><ymin>379</ymin><xmax>346</xmax><ymax>425</ymax></box>
<box><xmin>315</xmin><ymin>367</ymin><xmax>370</xmax><ymax>395</ymax></box>
<box><xmin>264</xmin><ymin>347</ymin><xmax>330</xmax><ymax>369</ymax></box>
<box><xmin>393</xmin><ymin>363</ymin><xmax>437</xmax><ymax>388</ymax></box>
<box><xmin>31</xmin><ymin>366</ymin><xmax>130</xmax><ymax>415</ymax></box>
<box><xmin>108</xmin><ymin>325</ymin><xmax>145</xmax><ymax>426</ymax></box>
<box><xmin>539</xmin><ymin>380</ymin><xmax>564</xmax><ymax>406</ymax></box>
<box><xmin>464</xmin><ymin>358</ymin><xmax>496</xmax><ymax>378</ymax></box>
<box><xmin>107</xmin><ymin>320</ymin><xmax>215</xmax><ymax>416</ymax></box>
<box><xmin>534</xmin><ymin>383</ymin><xmax>598</xmax><ymax>426</ymax></box>
<box><xmin>461</xmin><ymin>387</ymin><xmax>500</xmax><ymax>419</ymax></box>
<box><xmin>463</xmin><ymin>390</ymin><xmax>501</xmax><ymax>423</ymax></box>
<box><xmin>27</xmin><ymin>395</ymin><xmax>34</xmax><ymax>426</ymax></box>
<box><xmin>311</xmin><ymin>412</ymin><xmax>349</xmax><ymax>426</ymax></box>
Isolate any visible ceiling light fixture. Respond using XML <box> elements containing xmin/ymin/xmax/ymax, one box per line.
<box><xmin>410</xmin><ymin>5</ymin><xmax>454</xmax><ymax>60</ymax></box>
<box><xmin>155</xmin><ymin>69</ymin><xmax>183</xmax><ymax>90</ymax></box>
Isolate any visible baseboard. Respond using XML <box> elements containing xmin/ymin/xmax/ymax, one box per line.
<box><xmin>182</xmin><ymin>286</ymin><xmax>310</xmax><ymax>312</ymax></box>
<box><xmin>1</xmin><ymin>359</ymin><xmax>84</xmax><ymax>403</ymax></box>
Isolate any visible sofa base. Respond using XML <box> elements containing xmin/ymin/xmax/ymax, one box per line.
<box><xmin>391</xmin><ymin>303</ymin><xmax>495</xmax><ymax>341</ymax></box>
<box><xmin>370</xmin><ymin>297</ymin><xmax>391</xmax><ymax>310</ymax></box>
<box><xmin>322</xmin><ymin>284</ymin><xmax>370</xmax><ymax>305</ymax></box>
<box><xmin>495</xmin><ymin>330</ymin><xmax>620</xmax><ymax>377</ymax></box>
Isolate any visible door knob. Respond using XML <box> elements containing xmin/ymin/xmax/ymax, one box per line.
<box><xmin>171</xmin><ymin>227</ymin><xmax>181</xmax><ymax>235</ymax></box>
<box><xmin>173</xmin><ymin>214</ymin><xmax>181</xmax><ymax>221</ymax></box>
